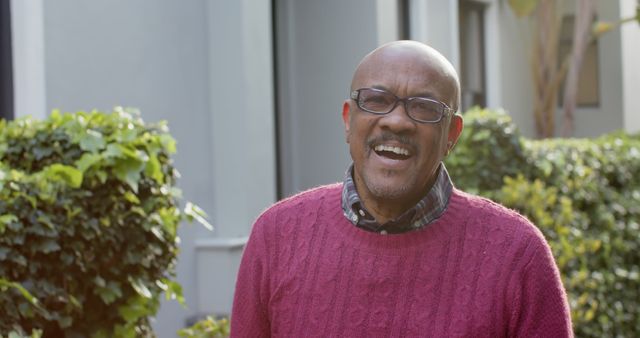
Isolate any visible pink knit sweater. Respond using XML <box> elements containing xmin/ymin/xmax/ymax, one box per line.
<box><xmin>231</xmin><ymin>184</ymin><xmax>572</xmax><ymax>337</ymax></box>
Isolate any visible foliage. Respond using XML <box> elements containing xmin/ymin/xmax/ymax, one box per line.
<box><xmin>446</xmin><ymin>107</ymin><xmax>532</xmax><ymax>195</ymax></box>
<box><xmin>446</xmin><ymin>108</ymin><xmax>640</xmax><ymax>337</ymax></box>
<box><xmin>177</xmin><ymin>317</ymin><xmax>230</xmax><ymax>338</ymax></box>
<box><xmin>0</xmin><ymin>108</ymin><xmax>209</xmax><ymax>337</ymax></box>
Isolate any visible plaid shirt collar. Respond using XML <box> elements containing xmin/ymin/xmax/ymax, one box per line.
<box><xmin>341</xmin><ymin>162</ymin><xmax>453</xmax><ymax>234</ymax></box>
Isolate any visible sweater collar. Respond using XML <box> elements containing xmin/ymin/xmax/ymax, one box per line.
<box><xmin>341</xmin><ymin>162</ymin><xmax>453</xmax><ymax>234</ymax></box>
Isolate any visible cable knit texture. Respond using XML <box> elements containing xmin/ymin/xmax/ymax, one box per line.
<box><xmin>231</xmin><ymin>184</ymin><xmax>572</xmax><ymax>337</ymax></box>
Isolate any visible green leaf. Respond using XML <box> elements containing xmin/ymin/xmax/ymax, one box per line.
<box><xmin>0</xmin><ymin>278</ymin><xmax>40</xmax><ymax>307</ymax></box>
<box><xmin>159</xmin><ymin>279</ymin><xmax>185</xmax><ymax>306</ymax></box>
<box><xmin>94</xmin><ymin>276</ymin><xmax>106</xmax><ymax>288</ymax></box>
<box><xmin>113</xmin><ymin>157</ymin><xmax>144</xmax><ymax>192</ymax></box>
<box><xmin>35</xmin><ymin>239</ymin><xmax>61</xmax><ymax>253</ymax></box>
<box><xmin>96</xmin><ymin>281</ymin><xmax>122</xmax><ymax>305</ymax></box>
<box><xmin>129</xmin><ymin>278</ymin><xmax>152</xmax><ymax>299</ymax></box>
<box><xmin>508</xmin><ymin>0</ymin><xmax>538</xmax><ymax>17</ymax></box>
<box><xmin>159</xmin><ymin>134</ymin><xmax>177</xmax><ymax>153</ymax></box>
<box><xmin>144</xmin><ymin>154</ymin><xmax>164</xmax><ymax>184</ymax></box>
<box><xmin>118</xmin><ymin>295</ymin><xmax>153</xmax><ymax>322</ymax></box>
<box><xmin>75</xmin><ymin>153</ymin><xmax>102</xmax><ymax>173</ymax></box>
<box><xmin>123</xmin><ymin>191</ymin><xmax>140</xmax><ymax>204</ymax></box>
<box><xmin>57</xmin><ymin>315</ymin><xmax>73</xmax><ymax>328</ymax></box>
<box><xmin>79</xmin><ymin>129</ymin><xmax>106</xmax><ymax>152</ymax></box>
<box><xmin>184</xmin><ymin>202</ymin><xmax>213</xmax><ymax>231</ymax></box>
<box><xmin>0</xmin><ymin>214</ymin><xmax>18</xmax><ymax>234</ymax></box>
<box><xmin>45</xmin><ymin>164</ymin><xmax>83</xmax><ymax>188</ymax></box>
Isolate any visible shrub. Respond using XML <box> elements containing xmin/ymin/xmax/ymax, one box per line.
<box><xmin>446</xmin><ymin>107</ymin><xmax>532</xmax><ymax>196</ymax></box>
<box><xmin>0</xmin><ymin>108</ymin><xmax>210</xmax><ymax>337</ymax></box>
<box><xmin>446</xmin><ymin>108</ymin><xmax>640</xmax><ymax>337</ymax></box>
<box><xmin>177</xmin><ymin>316</ymin><xmax>230</xmax><ymax>338</ymax></box>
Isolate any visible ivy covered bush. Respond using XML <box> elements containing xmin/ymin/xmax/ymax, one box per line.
<box><xmin>447</xmin><ymin>108</ymin><xmax>640</xmax><ymax>337</ymax></box>
<box><xmin>0</xmin><ymin>108</ymin><xmax>209</xmax><ymax>337</ymax></box>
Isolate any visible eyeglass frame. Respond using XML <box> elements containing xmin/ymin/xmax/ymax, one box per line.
<box><xmin>350</xmin><ymin>87</ymin><xmax>455</xmax><ymax>123</ymax></box>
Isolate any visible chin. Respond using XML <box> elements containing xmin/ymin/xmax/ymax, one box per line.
<box><xmin>364</xmin><ymin>175</ymin><xmax>415</xmax><ymax>201</ymax></box>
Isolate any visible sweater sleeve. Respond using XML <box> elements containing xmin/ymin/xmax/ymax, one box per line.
<box><xmin>230</xmin><ymin>212</ymin><xmax>273</xmax><ymax>337</ymax></box>
<box><xmin>508</xmin><ymin>232</ymin><xmax>573</xmax><ymax>338</ymax></box>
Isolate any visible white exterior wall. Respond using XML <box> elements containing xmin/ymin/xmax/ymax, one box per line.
<box><xmin>276</xmin><ymin>0</ymin><xmax>403</xmax><ymax>196</ymax></box>
<box><xmin>197</xmin><ymin>0</ymin><xmax>276</xmax><ymax>323</ymax></box>
<box><xmin>571</xmin><ymin>0</ymin><xmax>624</xmax><ymax>138</ymax></box>
<box><xmin>620</xmin><ymin>0</ymin><xmax>640</xmax><ymax>134</ymax></box>
<box><xmin>10</xmin><ymin>0</ymin><xmax>46</xmax><ymax>120</ymax></box>
<box><xmin>41</xmin><ymin>1</ymin><xmax>215</xmax><ymax>334</ymax></box>
<box><xmin>12</xmin><ymin>0</ymin><xmax>276</xmax><ymax>335</ymax></box>
<box><xmin>410</xmin><ymin>0</ymin><xmax>460</xmax><ymax>69</ymax></box>
<box><xmin>494</xmin><ymin>0</ymin><xmax>627</xmax><ymax>138</ymax></box>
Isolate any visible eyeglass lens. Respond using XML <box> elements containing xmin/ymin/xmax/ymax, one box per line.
<box><xmin>358</xmin><ymin>89</ymin><xmax>444</xmax><ymax>122</ymax></box>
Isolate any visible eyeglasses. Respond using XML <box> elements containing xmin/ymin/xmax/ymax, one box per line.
<box><xmin>350</xmin><ymin>87</ymin><xmax>454</xmax><ymax>123</ymax></box>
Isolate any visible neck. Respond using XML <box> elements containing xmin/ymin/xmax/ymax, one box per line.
<box><xmin>355</xmin><ymin>175</ymin><xmax>437</xmax><ymax>225</ymax></box>
<box><xmin>361</xmin><ymin>197</ymin><xmax>411</xmax><ymax>224</ymax></box>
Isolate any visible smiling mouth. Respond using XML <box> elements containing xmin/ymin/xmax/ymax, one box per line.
<box><xmin>373</xmin><ymin>144</ymin><xmax>411</xmax><ymax>160</ymax></box>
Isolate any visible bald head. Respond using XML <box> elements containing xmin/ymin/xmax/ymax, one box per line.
<box><xmin>351</xmin><ymin>41</ymin><xmax>460</xmax><ymax>112</ymax></box>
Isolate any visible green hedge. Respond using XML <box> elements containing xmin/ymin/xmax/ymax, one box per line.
<box><xmin>447</xmin><ymin>108</ymin><xmax>640</xmax><ymax>337</ymax></box>
<box><xmin>0</xmin><ymin>109</ymin><xmax>209</xmax><ymax>337</ymax></box>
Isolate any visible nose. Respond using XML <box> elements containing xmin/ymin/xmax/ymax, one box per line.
<box><xmin>378</xmin><ymin>100</ymin><xmax>416</xmax><ymax>133</ymax></box>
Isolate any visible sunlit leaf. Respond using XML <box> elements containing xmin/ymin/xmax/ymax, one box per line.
<box><xmin>79</xmin><ymin>129</ymin><xmax>106</xmax><ymax>152</ymax></box>
<box><xmin>129</xmin><ymin>278</ymin><xmax>152</xmax><ymax>299</ymax></box>
<box><xmin>45</xmin><ymin>164</ymin><xmax>83</xmax><ymax>188</ymax></box>
<box><xmin>184</xmin><ymin>202</ymin><xmax>213</xmax><ymax>231</ymax></box>
<box><xmin>145</xmin><ymin>154</ymin><xmax>164</xmax><ymax>184</ymax></box>
<box><xmin>75</xmin><ymin>153</ymin><xmax>102</xmax><ymax>173</ymax></box>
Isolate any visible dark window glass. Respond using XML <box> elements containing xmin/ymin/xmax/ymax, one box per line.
<box><xmin>558</xmin><ymin>15</ymin><xmax>600</xmax><ymax>107</ymax></box>
<box><xmin>458</xmin><ymin>0</ymin><xmax>487</xmax><ymax>111</ymax></box>
<box><xmin>0</xmin><ymin>0</ymin><xmax>14</xmax><ymax>120</ymax></box>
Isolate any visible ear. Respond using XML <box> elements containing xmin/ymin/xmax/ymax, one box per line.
<box><xmin>445</xmin><ymin>114</ymin><xmax>464</xmax><ymax>155</ymax></box>
<box><xmin>342</xmin><ymin>100</ymin><xmax>351</xmax><ymax>143</ymax></box>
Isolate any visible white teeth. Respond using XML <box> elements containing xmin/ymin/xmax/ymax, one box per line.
<box><xmin>374</xmin><ymin>145</ymin><xmax>410</xmax><ymax>156</ymax></box>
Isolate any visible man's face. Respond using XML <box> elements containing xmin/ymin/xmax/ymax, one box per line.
<box><xmin>343</xmin><ymin>44</ymin><xmax>462</xmax><ymax>208</ymax></box>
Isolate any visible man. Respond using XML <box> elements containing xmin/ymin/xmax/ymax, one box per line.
<box><xmin>231</xmin><ymin>40</ymin><xmax>572</xmax><ymax>337</ymax></box>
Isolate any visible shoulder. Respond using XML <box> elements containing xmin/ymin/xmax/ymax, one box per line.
<box><xmin>451</xmin><ymin>189</ymin><xmax>548</xmax><ymax>248</ymax></box>
<box><xmin>251</xmin><ymin>183</ymin><xmax>342</xmax><ymax>231</ymax></box>
<box><xmin>264</xmin><ymin>183</ymin><xmax>341</xmax><ymax>217</ymax></box>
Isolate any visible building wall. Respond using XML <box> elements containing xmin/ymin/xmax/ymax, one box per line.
<box><xmin>492</xmin><ymin>1</ymin><xmax>538</xmax><ymax>137</ymax></box>
<box><xmin>494</xmin><ymin>0</ymin><xmax>626</xmax><ymax>138</ymax></box>
<box><xmin>41</xmin><ymin>1</ymin><xmax>216</xmax><ymax>334</ymax></box>
<box><xmin>276</xmin><ymin>0</ymin><xmax>402</xmax><ymax>197</ymax></box>
<box><xmin>10</xmin><ymin>0</ymin><xmax>46</xmax><ymax>120</ymax></box>
<box><xmin>621</xmin><ymin>0</ymin><xmax>640</xmax><ymax>134</ymax></box>
<box><xmin>22</xmin><ymin>0</ymin><xmax>277</xmax><ymax>335</ymax></box>
<box><xmin>572</xmin><ymin>0</ymin><xmax>624</xmax><ymax>138</ymax></box>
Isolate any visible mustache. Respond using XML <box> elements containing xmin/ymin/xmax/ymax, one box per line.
<box><xmin>366</xmin><ymin>132</ymin><xmax>417</xmax><ymax>150</ymax></box>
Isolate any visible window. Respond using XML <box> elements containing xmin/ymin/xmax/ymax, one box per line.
<box><xmin>0</xmin><ymin>0</ymin><xmax>13</xmax><ymax>120</ymax></box>
<box><xmin>458</xmin><ymin>0</ymin><xmax>487</xmax><ymax>111</ymax></box>
<box><xmin>558</xmin><ymin>15</ymin><xmax>600</xmax><ymax>107</ymax></box>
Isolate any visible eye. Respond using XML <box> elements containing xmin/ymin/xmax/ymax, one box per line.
<box><xmin>360</xmin><ymin>91</ymin><xmax>395</xmax><ymax>111</ymax></box>
<box><xmin>409</xmin><ymin>99</ymin><xmax>442</xmax><ymax>121</ymax></box>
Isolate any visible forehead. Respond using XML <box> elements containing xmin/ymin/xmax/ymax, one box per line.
<box><xmin>352</xmin><ymin>45</ymin><xmax>458</xmax><ymax>103</ymax></box>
